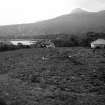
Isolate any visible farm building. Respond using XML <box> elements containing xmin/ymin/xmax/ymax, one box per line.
<box><xmin>10</xmin><ymin>40</ymin><xmax>36</xmax><ymax>45</ymax></box>
<box><xmin>91</xmin><ymin>39</ymin><xmax>105</xmax><ymax>48</ymax></box>
<box><xmin>35</xmin><ymin>40</ymin><xmax>55</xmax><ymax>48</ymax></box>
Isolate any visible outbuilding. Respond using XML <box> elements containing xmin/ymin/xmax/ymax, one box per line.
<box><xmin>35</xmin><ymin>40</ymin><xmax>55</xmax><ymax>48</ymax></box>
<box><xmin>91</xmin><ymin>39</ymin><xmax>105</xmax><ymax>48</ymax></box>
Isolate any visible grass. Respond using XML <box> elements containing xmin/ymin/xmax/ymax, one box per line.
<box><xmin>0</xmin><ymin>47</ymin><xmax>105</xmax><ymax>105</ymax></box>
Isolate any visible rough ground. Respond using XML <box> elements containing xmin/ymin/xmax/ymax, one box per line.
<box><xmin>0</xmin><ymin>47</ymin><xmax>105</xmax><ymax>105</ymax></box>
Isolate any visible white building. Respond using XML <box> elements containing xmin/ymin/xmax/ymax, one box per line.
<box><xmin>10</xmin><ymin>40</ymin><xmax>36</xmax><ymax>45</ymax></box>
<box><xmin>91</xmin><ymin>39</ymin><xmax>105</xmax><ymax>48</ymax></box>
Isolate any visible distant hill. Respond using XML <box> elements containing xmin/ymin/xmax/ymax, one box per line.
<box><xmin>0</xmin><ymin>8</ymin><xmax>105</xmax><ymax>39</ymax></box>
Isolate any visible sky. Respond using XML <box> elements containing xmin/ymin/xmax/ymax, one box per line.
<box><xmin>0</xmin><ymin>0</ymin><xmax>105</xmax><ymax>25</ymax></box>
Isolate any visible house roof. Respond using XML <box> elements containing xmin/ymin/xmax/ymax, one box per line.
<box><xmin>91</xmin><ymin>39</ymin><xmax>105</xmax><ymax>45</ymax></box>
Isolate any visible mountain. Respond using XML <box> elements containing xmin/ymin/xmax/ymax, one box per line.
<box><xmin>0</xmin><ymin>8</ymin><xmax>105</xmax><ymax>38</ymax></box>
<box><xmin>71</xmin><ymin>8</ymin><xmax>89</xmax><ymax>14</ymax></box>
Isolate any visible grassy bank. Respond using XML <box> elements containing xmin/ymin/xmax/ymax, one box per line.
<box><xmin>0</xmin><ymin>47</ymin><xmax>105</xmax><ymax>105</ymax></box>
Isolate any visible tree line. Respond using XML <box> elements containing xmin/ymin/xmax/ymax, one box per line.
<box><xmin>52</xmin><ymin>32</ymin><xmax>105</xmax><ymax>47</ymax></box>
<box><xmin>0</xmin><ymin>32</ymin><xmax>105</xmax><ymax>51</ymax></box>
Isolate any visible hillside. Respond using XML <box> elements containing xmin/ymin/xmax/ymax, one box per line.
<box><xmin>0</xmin><ymin>47</ymin><xmax>105</xmax><ymax>105</ymax></box>
<box><xmin>0</xmin><ymin>8</ymin><xmax>105</xmax><ymax>38</ymax></box>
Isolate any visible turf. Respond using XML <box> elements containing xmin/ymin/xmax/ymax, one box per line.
<box><xmin>0</xmin><ymin>47</ymin><xmax>105</xmax><ymax>105</ymax></box>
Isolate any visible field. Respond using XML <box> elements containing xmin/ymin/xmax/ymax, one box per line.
<box><xmin>0</xmin><ymin>47</ymin><xmax>105</xmax><ymax>105</ymax></box>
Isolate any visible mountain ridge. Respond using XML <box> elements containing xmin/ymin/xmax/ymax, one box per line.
<box><xmin>0</xmin><ymin>8</ymin><xmax>105</xmax><ymax>38</ymax></box>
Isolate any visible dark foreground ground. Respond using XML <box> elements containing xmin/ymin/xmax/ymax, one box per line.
<box><xmin>0</xmin><ymin>47</ymin><xmax>105</xmax><ymax>105</ymax></box>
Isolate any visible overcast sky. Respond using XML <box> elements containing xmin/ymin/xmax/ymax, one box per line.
<box><xmin>0</xmin><ymin>0</ymin><xmax>105</xmax><ymax>25</ymax></box>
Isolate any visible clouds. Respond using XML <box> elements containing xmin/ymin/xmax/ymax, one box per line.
<box><xmin>0</xmin><ymin>0</ymin><xmax>76</xmax><ymax>25</ymax></box>
<box><xmin>70</xmin><ymin>0</ymin><xmax>105</xmax><ymax>11</ymax></box>
<box><xmin>96</xmin><ymin>0</ymin><xmax>105</xmax><ymax>3</ymax></box>
<box><xmin>0</xmin><ymin>0</ymin><xmax>104</xmax><ymax>25</ymax></box>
